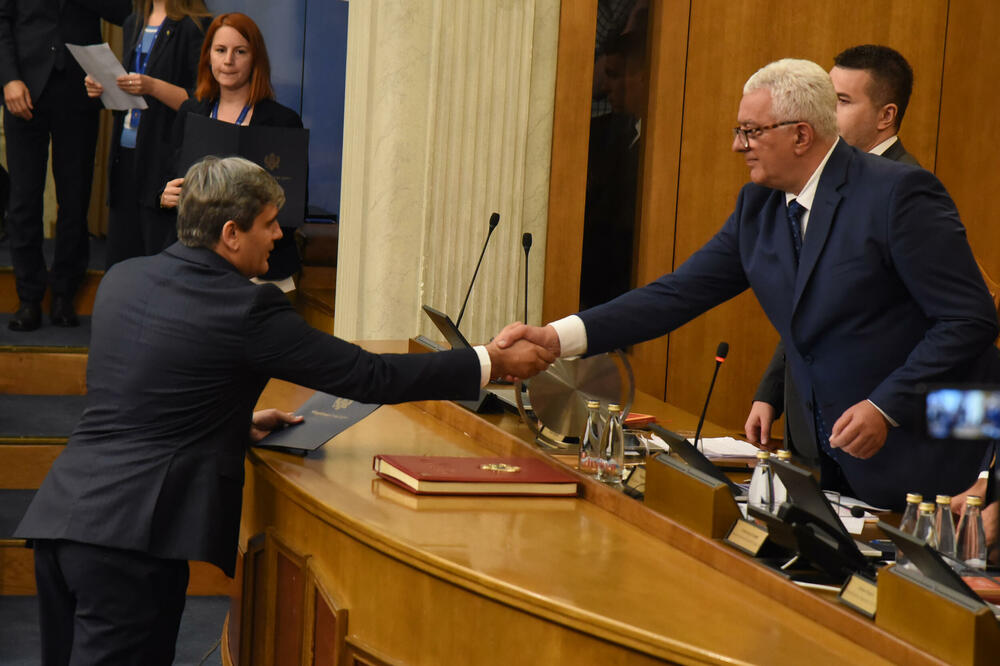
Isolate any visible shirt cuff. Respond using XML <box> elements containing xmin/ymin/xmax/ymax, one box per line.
<box><xmin>549</xmin><ymin>315</ymin><xmax>587</xmax><ymax>358</ymax></box>
<box><xmin>867</xmin><ymin>399</ymin><xmax>899</xmax><ymax>427</ymax></box>
<box><xmin>473</xmin><ymin>345</ymin><xmax>491</xmax><ymax>387</ymax></box>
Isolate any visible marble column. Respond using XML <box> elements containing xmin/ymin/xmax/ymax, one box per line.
<box><xmin>336</xmin><ymin>0</ymin><xmax>559</xmax><ymax>345</ymax></box>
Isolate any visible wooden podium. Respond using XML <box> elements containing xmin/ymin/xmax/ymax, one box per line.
<box><xmin>223</xmin><ymin>342</ymin><xmax>956</xmax><ymax>665</ymax></box>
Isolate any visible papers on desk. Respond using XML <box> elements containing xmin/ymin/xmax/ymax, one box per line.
<box><xmin>827</xmin><ymin>492</ymin><xmax>887</xmax><ymax>535</ymax></box>
<box><xmin>699</xmin><ymin>436</ymin><xmax>759</xmax><ymax>458</ymax></box>
<box><xmin>66</xmin><ymin>43</ymin><xmax>148</xmax><ymax>111</ymax></box>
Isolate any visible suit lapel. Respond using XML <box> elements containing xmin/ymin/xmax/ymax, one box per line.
<box><xmin>792</xmin><ymin>140</ymin><xmax>851</xmax><ymax>312</ymax></box>
<box><xmin>142</xmin><ymin>18</ymin><xmax>176</xmax><ymax>76</ymax></box>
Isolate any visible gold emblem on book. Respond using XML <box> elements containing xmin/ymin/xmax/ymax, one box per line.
<box><xmin>480</xmin><ymin>463</ymin><xmax>520</xmax><ymax>473</ymax></box>
<box><xmin>263</xmin><ymin>152</ymin><xmax>280</xmax><ymax>171</ymax></box>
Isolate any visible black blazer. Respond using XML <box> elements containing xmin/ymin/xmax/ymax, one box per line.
<box><xmin>109</xmin><ymin>13</ymin><xmax>209</xmax><ymax>208</ymax></box>
<box><xmin>16</xmin><ymin>243</ymin><xmax>480</xmax><ymax>575</ymax></box>
<box><xmin>0</xmin><ymin>0</ymin><xmax>130</xmax><ymax>101</ymax></box>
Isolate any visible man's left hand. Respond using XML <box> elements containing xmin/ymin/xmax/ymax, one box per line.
<box><xmin>249</xmin><ymin>409</ymin><xmax>304</xmax><ymax>442</ymax></box>
<box><xmin>829</xmin><ymin>400</ymin><xmax>888</xmax><ymax>459</ymax></box>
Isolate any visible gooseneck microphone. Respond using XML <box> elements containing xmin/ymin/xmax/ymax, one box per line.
<box><xmin>693</xmin><ymin>341</ymin><xmax>729</xmax><ymax>452</ymax></box>
<box><xmin>521</xmin><ymin>232</ymin><xmax>532</xmax><ymax>324</ymax></box>
<box><xmin>456</xmin><ymin>212</ymin><xmax>500</xmax><ymax>329</ymax></box>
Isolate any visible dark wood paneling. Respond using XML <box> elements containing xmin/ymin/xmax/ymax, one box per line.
<box><xmin>937</xmin><ymin>0</ymin><xmax>1000</xmax><ymax>281</ymax></box>
<box><xmin>275</xmin><ymin>549</ymin><xmax>306</xmax><ymax>665</ymax></box>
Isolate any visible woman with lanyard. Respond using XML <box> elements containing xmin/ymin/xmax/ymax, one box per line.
<box><xmin>161</xmin><ymin>12</ymin><xmax>303</xmax><ymax>279</ymax></box>
<box><xmin>84</xmin><ymin>0</ymin><xmax>211</xmax><ymax>268</ymax></box>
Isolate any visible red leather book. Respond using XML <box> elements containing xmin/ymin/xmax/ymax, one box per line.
<box><xmin>962</xmin><ymin>575</ymin><xmax>1000</xmax><ymax>603</ymax></box>
<box><xmin>624</xmin><ymin>412</ymin><xmax>657</xmax><ymax>428</ymax></box>
<box><xmin>372</xmin><ymin>455</ymin><xmax>579</xmax><ymax>496</ymax></box>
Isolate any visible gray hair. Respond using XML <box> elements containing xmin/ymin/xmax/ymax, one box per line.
<box><xmin>177</xmin><ymin>156</ymin><xmax>285</xmax><ymax>248</ymax></box>
<box><xmin>744</xmin><ymin>58</ymin><xmax>838</xmax><ymax>140</ymax></box>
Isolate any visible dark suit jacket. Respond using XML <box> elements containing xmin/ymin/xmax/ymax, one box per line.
<box><xmin>579</xmin><ymin>140</ymin><xmax>1000</xmax><ymax>509</ymax></box>
<box><xmin>109</xmin><ymin>13</ymin><xmax>209</xmax><ymax>209</ymax></box>
<box><xmin>0</xmin><ymin>0</ymin><xmax>130</xmax><ymax>100</ymax></box>
<box><xmin>16</xmin><ymin>243</ymin><xmax>481</xmax><ymax>575</ymax></box>
<box><xmin>753</xmin><ymin>137</ymin><xmax>921</xmax><ymax>464</ymax></box>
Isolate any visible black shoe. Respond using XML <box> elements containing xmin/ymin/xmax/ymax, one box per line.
<box><xmin>8</xmin><ymin>301</ymin><xmax>42</xmax><ymax>331</ymax></box>
<box><xmin>50</xmin><ymin>296</ymin><xmax>79</xmax><ymax>327</ymax></box>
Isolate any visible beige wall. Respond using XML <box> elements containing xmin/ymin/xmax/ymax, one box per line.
<box><xmin>335</xmin><ymin>0</ymin><xmax>560</xmax><ymax>344</ymax></box>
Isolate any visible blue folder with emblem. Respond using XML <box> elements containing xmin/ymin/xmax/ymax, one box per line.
<box><xmin>254</xmin><ymin>390</ymin><xmax>380</xmax><ymax>454</ymax></box>
<box><xmin>179</xmin><ymin>113</ymin><xmax>309</xmax><ymax>226</ymax></box>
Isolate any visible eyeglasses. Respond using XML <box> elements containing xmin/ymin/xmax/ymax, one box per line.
<box><xmin>732</xmin><ymin>120</ymin><xmax>802</xmax><ymax>149</ymax></box>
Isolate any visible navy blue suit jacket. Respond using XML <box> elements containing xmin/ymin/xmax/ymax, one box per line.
<box><xmin>580</xmin><ymin>140</ymin><xmax>1000</xmax><ymax>509</ymax></box>
<box><xmin>17</xmin><ymin>243</ymin><xmax>481</xmax><ymax>575</ymax></box>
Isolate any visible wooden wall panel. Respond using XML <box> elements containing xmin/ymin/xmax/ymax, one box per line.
<box><xmin>937</xmin><ymin>1</ymin><xmax>1000</xmax><ymax>283</ymax></box>
<box><xmin>665</xmin><ymin>0</ymin><xmax>949</xmax><ymax>430</ymax></box>
<box><xmin>542</xmin><ymin>1</ymin><xmax>598</xmax><ymax>324</ymax></box>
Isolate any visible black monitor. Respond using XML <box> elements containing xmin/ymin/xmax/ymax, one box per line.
<box><xmin>649</xmin><ymin>424</ymin><xmax>744</xmax><ymax>497</ymax></box>
<box><xmin>421</xmin><ymin>304</ymin><xmax>471</xmax><ymax>350</ymax></box>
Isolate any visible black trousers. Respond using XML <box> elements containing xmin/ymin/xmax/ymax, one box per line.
<box><xmin>106</xmin><ymin>149</ymin><xmax>178</xmax><ymax>269</ymax></box>
<box><xmin>3</xmin><ymin>68</ymin><xmax>99</xmax><ymax>303</ymax></box>
<box><xmin>33</xmin><ymin>539</ymin><xmax>189</xmax><ymax>666</ymax></box>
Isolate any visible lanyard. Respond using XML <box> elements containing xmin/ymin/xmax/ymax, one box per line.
<box><xmin>211</xmin><ymin>102</ymin><xmax>251</xmax><ymax>125</ymax></box>
<box><xmin>126</xmin><ymin>24</ymin><xmax>162</xmax><ymax>130</ymax></box>
<box><xmin>133</xmin><ymin>24</ymin><xmax>163</xmax><ymax>75</ymax></box>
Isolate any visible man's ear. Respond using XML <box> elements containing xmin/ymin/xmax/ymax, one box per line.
<box><xmin>793</xmin><ymin>122</ymin><xmax>815</xmax><ymax>154</ymax></box>
<box><xmin>220</xmin><ymin>220</ymin><xmax>240</xmax><ymax>252</ymax></box>
<box><xmin>876</xmin><ymin>103</ymin><xmax>898</xmax><ymax>132</ymax></box>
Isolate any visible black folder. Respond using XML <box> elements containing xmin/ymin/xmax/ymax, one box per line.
<box><xmin>179</xmin><ymin>113</ymin><xmax>309</xmax><ymax>226</ymax></box>
<box><xmin>254</xmin><ymin>390</ymin><xmax>380</xmax><ymax>454</ymax></box>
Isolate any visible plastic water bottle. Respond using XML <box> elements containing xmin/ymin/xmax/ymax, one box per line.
<box><xmin>933</xmin><ymin>495</ymin><xmax>956</xmax><ymax>559</ymax></box>
<box><xmin>956</xmin><ymin>495</ymin><xmax>987</xmax><ymax>570</ymax></box>
<box><xmin>771</xmin><ymin>449</ymin><xmax>792</xmax><ymax>508</ymax></box>
<box><xmin>596</xmin><ymin>403</ymin><xmax>625</xmax><ymax>486</ymax></box>
<box><xmin>747</xmin><ymin>450</ymin><xmax>774</xmax><ymax>513</ymax></box>
<box><xmin>578</xmin><ymin>400</ymin><xmax>602</xmax><ymax>477</ymax></box>
<box><xmin>913</xmin><ymin>502</ymin><xmax>937</xmax><ymax>548</ymax></box>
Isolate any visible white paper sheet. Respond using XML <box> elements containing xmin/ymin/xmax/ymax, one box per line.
<box><xmin>65</xmin><ymin>42</ymin><xmax>147</xmax><ymax>111</ymax></box>
<box><xmin>700</xmin><ymin>436</ymin><xmax>760</xmax><ymax>458</ymax></box>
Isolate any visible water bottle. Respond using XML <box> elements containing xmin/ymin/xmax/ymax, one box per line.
<box><xmin>933</xmin><ymin>494</ymin><xmax>956</xmax><ymax>559</ymax></box>
<box><xmin>747</xmin><ymin>450</ymin><xmax>774</xmax><ymax>513</ymax></box>
<box><xmin>577</xmin><ymin>400</ymin><xmax>602</xmax><ymax>477</ymax></box>
<box><xmin>956</xmin><ymin>495</ymin><xmax>987</xmax><ymax>570</ymax></box>
<box><xmin>913</xmin><ymin>502</ymin><xmax>937</xmax><ymax>548</ymax></box>
<box><xmin>771</xmin><ymin>449</ymin><xmax>792</xmax><ymax>508</ymax></box>
<box><xmin>899</xmin><ymin>493</ymin><xmax>922</xmax><ymax>534</ymax></box>
<box><xmin>596</xmin><ymin>403</ymin><xmax>625</xmax><ymax>486</ymax></box>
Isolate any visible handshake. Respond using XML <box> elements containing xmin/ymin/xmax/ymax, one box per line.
<box><xmin>482</xmin><ymin>322</ymin><xmax>563</xmax><ymax>382</ymax></box>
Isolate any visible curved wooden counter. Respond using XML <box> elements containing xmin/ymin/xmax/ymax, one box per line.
<box><xmin>226</xmin><ymin>345</ymin><xmax>942</xmax><ymax>665</ymax></box>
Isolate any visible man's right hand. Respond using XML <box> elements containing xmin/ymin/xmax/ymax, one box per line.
<box><xmin>494</xmin><ymin>322</ymin><xmax>561</xmax><ymax>357</ymax></box>
<box><xmin>3</xmin><ymin>79</ymin><xmax>33</xmax><ymax>120</ymax></box>
<box><xmin>485</xmin><ymin>338</ymin><xmax>555</xmax><ymax>382</ymax></box>
<box><xmin>745</xmin><ymin>400</ymin><xmax>778</xmax><ymax>450</ymax></box>
<box><xmin>161</xmin><ymin>178</ymin><xmax>184</xmax><ymax>208</ymax></box>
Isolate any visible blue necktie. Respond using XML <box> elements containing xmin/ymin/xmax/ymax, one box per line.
<box><xmin>787</xmin><ymin>199</ymin><xmax>805</xmax><ymax>261</ymax></box>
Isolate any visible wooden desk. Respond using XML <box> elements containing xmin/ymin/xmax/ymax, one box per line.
<box><xmin>227</xmin><ymin>342</ymin><xmax>941</xmax><ymax>665</ymax></box>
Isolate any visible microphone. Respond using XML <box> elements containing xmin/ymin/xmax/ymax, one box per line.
<box><xmin>693</xmin><ymin>341</ymin><xmax>728</xmax><ymax>452</ymax></box>
<box><xmin>456</xmin><ymin>212</ymin><xmax>500</xmax><ymax>329</ymax></box>
<box><xmin>827</xmin><ymin>497</ymin><xmax>872</xmax><ymax>519</ymax></box>
<box><xmin>521</xmin><ymin>232</ymin><xmax>532</xmax><ymax>324</ymax></box>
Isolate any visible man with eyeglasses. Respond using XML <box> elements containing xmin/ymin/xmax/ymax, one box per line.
<box><xmin>495</xmin><ymin>58</ymin><xmax>1000</xmax><ymax>511</ymax></box>
<box><xmin>746</xmin><ymin>45</ymin><xmax>919</xmax><ymax>469</ymax></box>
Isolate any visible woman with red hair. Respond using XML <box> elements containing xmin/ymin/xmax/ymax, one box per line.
<box><xmin>159</xmin><ymin>13</ymin><xmax>303</xmax><ymax>275</ymax></box>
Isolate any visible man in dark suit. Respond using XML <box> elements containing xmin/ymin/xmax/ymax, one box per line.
<box><xmin>0</xmin><ymin>0</ymin><xmax>130</xmax><ymax>331</ymax></box>
<box><xmin>15</xmin><ymin>156</ymin><xmax>553</xmax><ymax>665</ymax></box>
<box><xmin>746</xmin><ymin>45</ymin><xmax>921</xmax><ymax>466</ymax></box>
<box><xmin>497</xmin><ymin>58</ymin><xmax>1000</xmax><ymax>511</ymax></box>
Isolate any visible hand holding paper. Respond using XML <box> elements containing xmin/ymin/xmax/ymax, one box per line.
<box><xmin>66</xmin><ymin>42</ymin><xmax>147</xmax><ymax>111</ymax></box>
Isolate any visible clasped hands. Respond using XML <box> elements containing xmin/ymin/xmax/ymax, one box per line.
<box><xmin>486</xmin><ymin>322</ymin><xmax>561</xmax><ymax>382</ymax></box>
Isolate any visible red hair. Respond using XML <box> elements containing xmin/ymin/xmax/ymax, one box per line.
<box><xmin>194</xmin><ymin>13</ymin><xmax>274</xmax><ymax>105</ymax></box>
